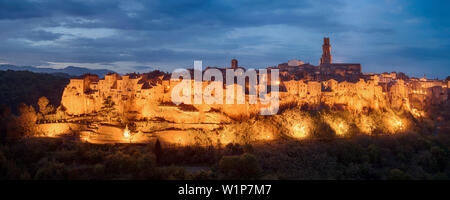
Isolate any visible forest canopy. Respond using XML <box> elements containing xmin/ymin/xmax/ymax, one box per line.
<box><xmin>0</xmin><ymin>70</ymin><xmax>70</xmax><ymax>114</ymax></box>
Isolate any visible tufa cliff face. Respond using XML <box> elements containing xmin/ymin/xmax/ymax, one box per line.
<box><xmin>61</xmin><ymin>71</ymin><xmax>448</xmax><ymax>120</ymax></box>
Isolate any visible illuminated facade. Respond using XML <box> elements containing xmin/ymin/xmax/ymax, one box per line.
<box><xmin>52</xmin><ymin>38</ymin><xmax>449</xmax><ymax>144</ymax></box>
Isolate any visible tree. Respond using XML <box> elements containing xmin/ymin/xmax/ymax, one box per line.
<box><xmin>388</xmin><ymin>169</ymin><xmax>411</xmax><ymax>180</ymax></box>
<box><xmin>55</xmin><ymin>105</ymin><xmax>67</xmax><ymax>120</ymax></box>
<box><xmin>218</xmin><ymin>153</ymin><xmax>260</xmax><ymax>179</ymax></box>
<box><xmin>0</xmin><ymin>105</ymin><xmax>13</xmax><ymax>142</ymax></box>
<box><xmin>218</xmin><ymin>155</ymin><xmax>240</xmax><ymax>177</ymax></box>
<box><xmin>154</xmin><ymin>139</ymin><xmax>162</xmax><ymax>165</ymax></box>
<box><xmin>239</xmin><ymin>153</ymin><xmax>261</xmax><ymax>179</ymax></box>
<box><xmin>17</xmin><ymin>103</ymin><xmax>37</xmax><ymax>136</ymax></box>
<box><xmin>38</xmin><ymin>96</ymin><xmax>54</xmax><ymax>116</ymax></box>
<box><xmin>100</xmin><ymin>96</ymin><xmax>117</xmax><ymax>122</ymax></box>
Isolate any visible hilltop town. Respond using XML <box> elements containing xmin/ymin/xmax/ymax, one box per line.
<box><xmin>26</xmin><ymin>38</ymin><xmax>448</xmax><ymax>145</ymax></box>
<box><xmin>61</xmin><ymin>38</ymin><xmax>448</xmax><ymax>118</ymax></box>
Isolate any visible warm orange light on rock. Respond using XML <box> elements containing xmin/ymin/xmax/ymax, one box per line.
<box><xmin>410</xmin><ymin>108</ymin><xmax>424</xmax><ymax>118</ymax></box>
<box><xmin>391</xmin><ymin>118</ymin><xmax>403</xmax><ymax>130</ymax></box>
<box><xmin>323</xmin><ymin>115</ymin><xmax>349</xmax><ymax>136</ymax></box>
<box><xmin>357</xmin><ymin>115</ymin><xmax>375</xmax><ymax>135</ymax></box>
<box><xmin>36</xmin><ymin>123</ymin><xmax>80</xmax><ymax>138</ymax></box>
<box><xmin>383</xmin><ymin>113</ymin><xmax>407</xmax><ymax>134</ymax></box>
<box><xmin>335</xmin><ymin>121</ymin><xmax>349</xmax><ymax>136</ymax></box>
<box><xmin>123</xmin><ymin>125</ymin><xmax>130</xmax><ymax>139</ymax></box>
<box><xmin>292</xmin><ymin>123</ymin><xmax>308</xmax><ymax>138</ymax></box>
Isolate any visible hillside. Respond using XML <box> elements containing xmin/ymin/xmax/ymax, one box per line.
<box><xmin>0</xmin><ymin>70</ymin><xmax>70</xmax><ymax>114</ymax></box>
<box><xmin>0</xmin><ymin>64</ymin><xmax>116</xmax><ymax>78</ymax></box>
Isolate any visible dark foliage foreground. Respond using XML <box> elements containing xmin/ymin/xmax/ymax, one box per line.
<box><xmin>0</xmin><ymin>131</ymin><xmax>449</xmax><ymax>180</ymax></box>
<box><xmin>0</xmin><ymin>70</ymin><xmax>69</xmax><ymax>114</ymax></box>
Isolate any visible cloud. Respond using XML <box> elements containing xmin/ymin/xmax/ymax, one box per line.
<box><xmin>0</xmin><ymin>0</ymin><xmax>448</xmax><ymax>78</ymax></box>
<box><xmin>0</xmin><ymin>0</ymin><xmax>106</xmax><ymax>20</ymax></box>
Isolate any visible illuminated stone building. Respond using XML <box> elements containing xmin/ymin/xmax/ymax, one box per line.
<box><xmin>52</xmin><ymin>37</ymin><xmax>450</xmax><ymax>144</ymax></box>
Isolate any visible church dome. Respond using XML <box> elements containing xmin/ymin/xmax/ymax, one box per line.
<box><xmin>288</xmin><ymin>59</ymin><xmax>305</xmax><ymax>67</ymax></box>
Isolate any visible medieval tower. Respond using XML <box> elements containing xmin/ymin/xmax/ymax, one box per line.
<box><xmin>231</xmin><ymin>59</ymin><xmax>238</xmax><ymax>68</ymax></box>
<box><xmin>320</xmin><ymin>37</ymin><xmax>332</xmax><ymax>65</ymax></box>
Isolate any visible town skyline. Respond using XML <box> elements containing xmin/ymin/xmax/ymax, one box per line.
<box><xmin>0</xmin><ymin>0</ymin><xmax>449</xmax><ymax>78</ymax></box>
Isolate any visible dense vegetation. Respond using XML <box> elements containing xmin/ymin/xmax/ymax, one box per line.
<box><xmin>0</xmin><ymin>132</ymin><xmax>448</xmax><ymax>180</ymax></box>
<box><xmin>0</xmin><ymin>70</ymin><xmax>69</xmax><ymax>114</ymax></box>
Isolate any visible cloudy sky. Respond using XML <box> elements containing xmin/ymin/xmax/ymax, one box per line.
<box><xmin>0</xmin><ymin>0</ymin><xmax>449</xmax><ymax>78</ymax></box>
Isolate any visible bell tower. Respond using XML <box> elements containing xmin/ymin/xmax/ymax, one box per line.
<box><xmin>320</xmin><ymin>37</ymin><xmax>332</xmax><ymax>65</ymax></box>
<box><xmin>231</xmin><ymin>59</ymin><xmax>238</xmax><ymax>69</ymax></box>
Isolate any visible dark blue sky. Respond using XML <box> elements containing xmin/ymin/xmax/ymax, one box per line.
<box><xmin>0</xmin><ymin>0</ymin><xmax>449</xmax><ymax>78</ymax></box>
